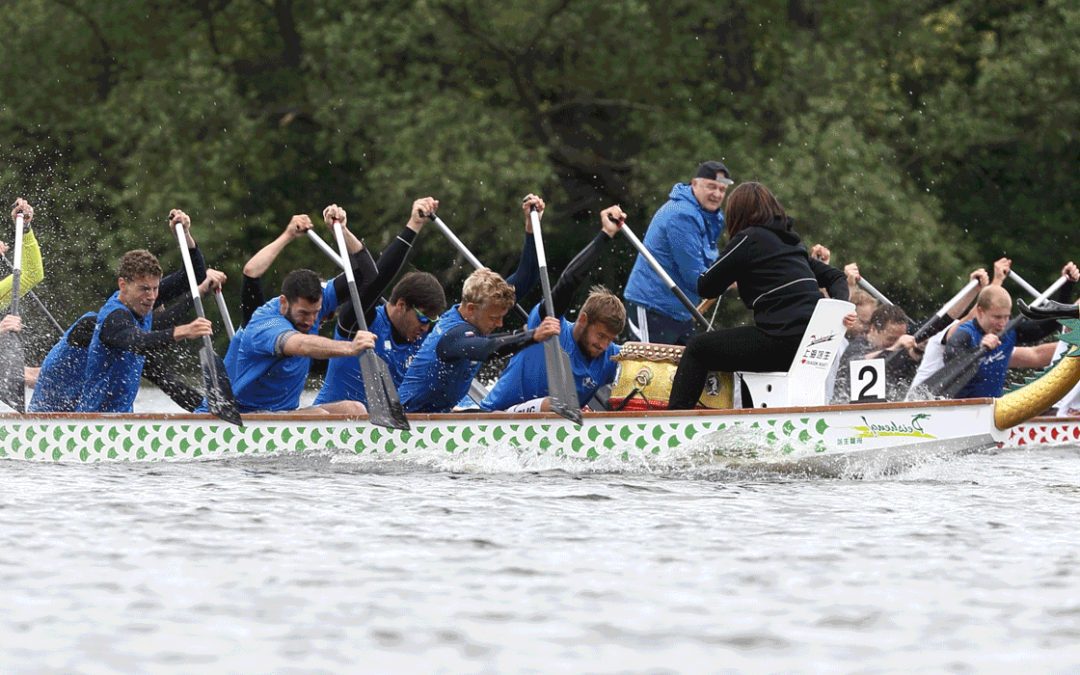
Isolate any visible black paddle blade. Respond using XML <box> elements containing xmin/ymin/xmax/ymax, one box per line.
<box><xmin>915</xmin><ymin>347</ymin><xmax>986</xmax><ymax>400</ymax></box>
<box><xmin>543</xmin><ymin>339</ymin><xmax>582</xmax><ymax>425</ymax></box>
<box><xmin>359</xmin><ymin>351</ymin><xmax>410</xmax><ymax>430</ymax></box>
<box><xmin>0</xmin><ymin>332</ymin><xmax>25</xmax><ymax>413</ymax></box>
<box><xmin>199</xmin><ymin>347</ymin><xmax>243</xmax><ymax>426</ymax></box>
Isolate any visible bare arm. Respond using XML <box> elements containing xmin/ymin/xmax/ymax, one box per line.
<box><xmin>1008</xmin><ymin>343</ymin><xmax>1057</xmax><ymax>369</ymax></box>
<box><xmin>243</xmin><ymin>215</ymin><xmax>314</xmax><ymax>278</ymax></box>
<box><xmin>280</xmin><ymin>330</ymin><xmax>375</xmax><ymax>359</ymax></box>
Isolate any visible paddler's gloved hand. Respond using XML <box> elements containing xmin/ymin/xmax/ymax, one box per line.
<box><xmin>1018</xmin><ymin>299</ymin><xmax>1080</xmax><ymax>321</ymax></box>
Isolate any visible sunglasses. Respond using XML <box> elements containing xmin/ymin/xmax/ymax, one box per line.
<box><xmin>413</xmin><ymin>306</ymin><xmax>438</xmax><ymax>326</ymax></box>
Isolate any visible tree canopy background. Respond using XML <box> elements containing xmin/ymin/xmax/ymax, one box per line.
<box><xmin>0</xmin><ymin>0</ymin><xmax>1075</xmax><ymax>356</ymax></box>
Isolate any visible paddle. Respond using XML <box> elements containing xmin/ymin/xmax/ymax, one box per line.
<box><xmin>919</xmin><ymin>275</ymin><xmax>1069</xmax><ymax>399</ymax></box>
<box><xmin>616</xmin><ymin>220</ymin><xmax>711</xmax><ymax>330</ymax></box>
<box><xmin>0</xmin><ymin>252</ymin><xmax>63</xmax><ymax>334</ymax></box>
<box><xmin>528</xmin><ymin>207</ymin><xmax>582</xmax><ymax>425</ymax></box>
<box><xmin>305</xmin><ymin>229</ymin><xmax>346</xmax><ymax>270</ymax></box>
<box><xmin>1005</xmin><ymin>270</ymin><xmax>1041</xmax><ymax>300</ymax></box>
<box><xmin>213</xmin><ymin>289</ymin><xmax>236</xmax><ymax>340</ymax></box>
<box><xmin>424</xmin><ymin>212</ymin><xmax>531</xmax><ymax>323</ymax></box>
<box><xmin>329</xmin><ymin>219</ymin><xmax>410</xmax><ymax>430</ymax></box>
<box><xmin>857</xmin><ymin>277</ymin><xmax>894</xmax><ymax>306</ymax></box>
<box><xmin>173</xmin><ymin>221</ymin><xmax>243</xmax><ymax>426</ymax></box>
<box><xmin>889</xmin><ymin>277</ymin><xmax>981</xmax><ymax>349</ymax></box>
<box><xmin>881</xmin><ymin>277</ymin><xmax>979</xmax><ymax>372</ymax></box>
<box><xmin>0</xmin><ymin>212</ymin><xmax>26</xmax><ymax>412</ymax></box>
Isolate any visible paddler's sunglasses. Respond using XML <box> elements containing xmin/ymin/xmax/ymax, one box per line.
<box><xmin>412</xmin><ymin>306</ymin><xmax>438</xmax><ymax>326</ymax></box>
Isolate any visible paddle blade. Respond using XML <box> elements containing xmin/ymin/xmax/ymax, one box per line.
<box><xmin>543</xmin><ymin>339</ymin><xmax>582</xmax><ymax>425</ymax></box>
<box><xmin>359</xmin><ymin>351</ymin><xmax>410</xmax><ymax>430</ymax></box>
<box><xmin>914</xmin><ymin>348</ymin><xmax>985</xmax><ymax>400</ymax></box>
<box><xmin>199</xmin><ymin>347</ymin><xmax>243</xmax><ymax>426</ymax></box>
<box><xmin>0</xmin><ymin>332</ymin><xmax>25</xmax><ymax>413</ymax></box>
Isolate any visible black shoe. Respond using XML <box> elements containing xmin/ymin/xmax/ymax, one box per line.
<box><xmin>1018</xmin><ymin>298</ymin><xmax>1080</xmax><ymax>321</ymax></box>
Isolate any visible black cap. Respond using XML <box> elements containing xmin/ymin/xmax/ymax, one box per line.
<box><xmin>694</xmin><ymin>160</ymin><xmax>731</xmax><ymax>182</ymax></box>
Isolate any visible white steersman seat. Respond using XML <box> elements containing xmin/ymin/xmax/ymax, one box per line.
<box><xmin>735</xmin><ymin>298</ymin><xmax>854</xmax><ymax>408</ymax></box>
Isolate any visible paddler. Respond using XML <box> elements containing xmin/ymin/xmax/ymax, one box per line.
<box><xmin>210</xmin><ymin>204</ymin><xmax>376</xmax><ymax>415</ymax></box>
<box><xmin>397</xmin><ymin>194</ymin><xmax>561</xmax><ymax>413</ymax></box>
<box><xmin>313</xmin><ymin>197</ymin><xmax>447</xmax><ymax>407</ymax></box>
<box><xmin>76</xmin><ymin>210</ymin><xmax>215</xmax><ymax>412</ymax></box>
<box><xmin>480</xmin><ymin>205</ymin><xmax>627</xmax><ymax>413</ymax></box>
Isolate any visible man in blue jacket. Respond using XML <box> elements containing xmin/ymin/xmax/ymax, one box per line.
<box><xmin>623</xmin><ymin>160</ymin><xmax>732</xmax><ymax>345</ymax></box>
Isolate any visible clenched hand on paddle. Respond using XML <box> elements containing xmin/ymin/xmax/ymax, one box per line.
<box><xmin>171</xmin><ymin>210</ymin><xmax>243</xmax><ymax>426</ymax></box>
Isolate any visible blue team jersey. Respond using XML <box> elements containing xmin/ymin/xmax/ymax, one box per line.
<box><xmin>481</xmin><ymin>305</ymin><xmax>620</xmax><ymax>410</ymax></box>
<box><xmin>78</xmin><ymin>294</ymin><xmax>152</xmax><ymax>413</ymax></box>
<box><xmin>219</xmin><ymin>285</ymin><xmax>339</xmax><ymax>412</ymax></box>
<box><xmin>398</xmin><ymin>305</ymin><xmax>483</xmax><ymax>413</ymax></box>
<box><xmin>29</xmin><ymin>312</ymin><xmax>96</xmax><ymax>413</ymax></box>
<box><xmin>952</xmin><ymin>319</ymin><xmax>1018</xmax><ymax>398</ymax></box>
<box><xmin>313</xmin><ymin>305</ymin><xmax>424</xmax><ymax>405</ymax></box>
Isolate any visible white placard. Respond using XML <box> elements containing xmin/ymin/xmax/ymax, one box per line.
<box><xmin>850</xmin><ymin>358</ymin><xmax>886</xmax><ymax>402</ymax></box>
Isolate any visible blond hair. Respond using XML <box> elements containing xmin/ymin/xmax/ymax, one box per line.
<box><xmin>461</xmin><ymin>268</ymin><xmax>516</xmax><ymax>308</ymax></box>
<box><xmin>580</xmin><ymin>285</ymin><xmax>625</xmax><ymax>333</ymax></box>
<box><xmin>977</xmin><ymin>285</ymin><xmax>1011</xmax><ymax>310</ymax></box>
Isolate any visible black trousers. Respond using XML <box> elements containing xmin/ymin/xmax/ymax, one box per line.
<box><xmin>668</xmin><ymin>326</ymin><xmax>803</xmax><ymax>409</ymax></box>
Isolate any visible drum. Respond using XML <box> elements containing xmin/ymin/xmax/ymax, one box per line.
<box><xmin>609</xmin><ymin>342</ymin><xmax>733</xmax><ymax>411</ymax></box>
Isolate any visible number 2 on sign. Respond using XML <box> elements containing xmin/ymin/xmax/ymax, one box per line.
<box><xmin>850</xmin><ymin>358</ymin><xmax>886</xmax><ymax>402</ymax></box>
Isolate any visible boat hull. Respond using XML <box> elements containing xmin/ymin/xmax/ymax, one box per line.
<box><xmin>0</xmin><ymin>399</ymin><xmax>1009</xmax><ymax>463</ymax></box>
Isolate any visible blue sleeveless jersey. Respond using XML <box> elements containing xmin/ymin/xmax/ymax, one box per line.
<box><xmin>314</xmin><ymin>305</ymin><xmax>423</xmax><ymax>405</ymax></box>
<box><xmin>398</xmin><ymin>305</ymin><xmax>482</xmax><ymax>413</ymax></box>
<box><xmin>952</xmin><ymin>319</ymin><xmax>1018</xmax><ymax>398</ymax></box>
<box><xmin>29</xmin><ymin>311</ymin><xmax>97</xmax><ymax>412</ymax></box>
<box><xmin>78</xmin><ymin>293</ymin><xmax>152</xmax><ymax>413</ymax></box>
<box><xmin>218</xmin><ymin>285</ymin><xmax>339</xmax><ymax>413</ymax></box>
<box><xmin>481</xmin><ymin>305</ymin><xmax>620</xmax><ymax>410</ymax></box>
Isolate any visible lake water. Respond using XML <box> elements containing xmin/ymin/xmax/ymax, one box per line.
<box><xmin>2</xmin><ymin>390</ymin><xmax>1080</xmax><ymax>672</ymax></box>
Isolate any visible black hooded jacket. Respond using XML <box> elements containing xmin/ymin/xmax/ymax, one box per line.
<box><xmin>697</xmin><ymin>216</ymin><xmax>848</xmax><ymax>337</ymax></box>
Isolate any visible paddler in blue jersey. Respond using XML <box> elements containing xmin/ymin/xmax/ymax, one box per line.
<box><xmin>398</xmin><ymin>194</ymin><xmax>562</xmax><ymax>413</ymax></box>
<box><xmin>481</xmin><ymin>205</ymin><xmax>627</xmax><ymax>413</ymax></box>
<box><xmin>76</xmin><ymin>210</ymin><xmax>215</xmax><ymax>413</ymax></box>
<box><xmin>214</xmin><ymin>204</ymin><xmax>377</xmax><ymax>416</ymax></box>
<box><xmin>31</xmin><ymin>269</ymin><xmax>227</xmax><ymax>413</ymax></box>
<box><xmin>314</xmin><ymin>197</ymin><xmax>447</xmax><ymax>406</ymax></box>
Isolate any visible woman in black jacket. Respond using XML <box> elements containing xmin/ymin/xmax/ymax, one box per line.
<box><xmin>668</xmin><ymin>182</ymin><xmax>847</xmax><ymax>409</ymax></box>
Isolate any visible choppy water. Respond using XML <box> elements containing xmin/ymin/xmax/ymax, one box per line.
<box><xmin>3</xmin><ymin>392</ymin><xmax>1080</xmax><ymax>672</ymax></box>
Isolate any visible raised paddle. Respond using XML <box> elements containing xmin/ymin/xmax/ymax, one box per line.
<box><xmin>909</xmin><ymin>278</ymin><xmax>981</xmax><ymax>343</ymax></box>
<box><xmin>0</xmin><ymin>212</ymin><xmax>26</xmax><ymax>412</ymax></box>
<box><xmin>0</xmin><ymin>252</ymin><xmax>63</xmax><ymax>334</ymax></box>
<box><xmin>173</xmin><ymin>221</ymin><xmax>243</xmax><ymax>426</ymax></box>
<box><xmin>881</xmin><ymin>277</ymin><xmax>980</xmax><ymax>371</ymax></box>
<box><xmin>615</xmin><ymin>218</ymin><xmax>711</xmax><ymax>330</ymax></box>
<box><xmin>857</xmin><ymin>277</ymin><xmax>894</xmax><ymax>306</ymax></box>
<box><xmin>213</xmin><ymin>289</ymin><xmax>236</xmax><ymax>340</ymax></box>
<box><xmin>529</xmin><ymin>206</ymin><xmax>582</xmax><ymax>425</ymax></box>
<box><xmin>1004</xmin><ymin>269</ymin><xmax>1041</xmax><ymax>300</ymax></box>
<box><xmin>919</xmin><ymin>275</ymin><xmax>1069</xmax><ymax>399</ymax></box>
<box><xmin>329</xmin><ymin>219</ymin><xmax>410</xmax><ymax>430</ymax></box>
<box><xmin>305</xmin><ymin>229</ymin><xmax>347</xmax><ymax>270</ymax></box>
<box><xmin>424</xmin><ymin>212</ymin><xmax>530</xmax><ymax>323</ymax></box>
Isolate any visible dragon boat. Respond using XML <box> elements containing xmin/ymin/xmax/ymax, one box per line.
<box><xmin>1</xmin><ymin>319</ymin><xmax>1077</xmax><ymax>463</ymax></box>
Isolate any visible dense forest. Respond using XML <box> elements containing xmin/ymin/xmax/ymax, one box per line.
<box><xmin>0</xmin><ymin>0</ymin><xmax>1076</xmax><ymax>354</ymax></box>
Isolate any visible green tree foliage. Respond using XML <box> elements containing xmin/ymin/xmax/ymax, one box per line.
<box><xmin>0</xmin><ymin>0</ymin><xmax>1074</xmax><ymax>348</ymax></box>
